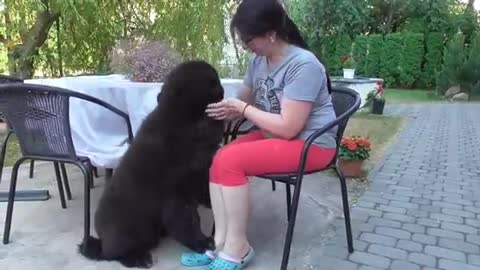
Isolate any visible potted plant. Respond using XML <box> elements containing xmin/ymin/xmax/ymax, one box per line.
<box><xmin>338</xmin><ymin>136</ymin><xmax>371</xmax><ymax>177</ymax></box>
<box><xmin>341</xmin><ymin>55</ymin><xmax>356</xmax><ymax>79</ymax></box>
<box><xmin>371</xmin><ymin>81</ymin><xmax>386</xmax><ymax>115</ymax></box>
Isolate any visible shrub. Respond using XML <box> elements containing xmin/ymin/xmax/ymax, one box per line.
<box><xmin>109</xmin><ymin>39</ymin><xmax>182</xmax><ymax>82</ymax></box>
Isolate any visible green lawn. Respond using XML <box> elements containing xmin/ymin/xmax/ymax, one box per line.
<box><xmin>344</xmin><ymin>113</ymin><xmax>406</xmax><ymax>172</ymax></box>
<box><xmin>0</xmin><ymin>133</ymin><xmax>22</xmax><ymax>167</ymax></box>
<box><xmin>385</xmin><ymin>88</ymin><xmax>444</xmax><ymax>103</ymax></box>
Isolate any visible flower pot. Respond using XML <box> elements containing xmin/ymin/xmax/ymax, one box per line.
<box><xmin>339</xmin><ymin>159</ymin><xmax>364</xmax><ymax>177</ymax></box>
<box><xmin>371</xmin><ymin>98</ymin><xmax>385</xmax><ymax>115</ymax></box>
<box><xmin>343</xmin><ymin>68</ymin><xmax>355</xmax><ymax>79</ymax></box>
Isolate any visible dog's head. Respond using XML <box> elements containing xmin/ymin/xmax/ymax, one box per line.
<box><xmin>157</xmin><ymin>60</ymin><xmax>224</xmax><ymax>120</ymax></box>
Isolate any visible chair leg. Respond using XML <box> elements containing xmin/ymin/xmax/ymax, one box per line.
<box><xmin>105</xmin><ymin>168</ymin><xmax>113</xmax><ymax>182</ymax></box>
<box><xmin>335</xmin><ymin>166</ymin><xmax>354</xmax><ymax>253</ymax></box>
<box><xmin>53</xmin><ymin>162</ymin><xmax>67</xmax><ymax>209</ymax></box>
<box><xmin>271</xmin><ymin>180</ymin><xmax>276</xmax><ymax>191</ymax></box>
<box><xmin>79</xmin><ymin>163</ymin><xmax>92</xmax><ymax>243</ymax></box>
<box><xmin>280</xmin><ymin>176</ymin><xmax>304</xmax><ymax>270</ymax></box>
<box><xmin>92</xmin><ymin>166</ymin><xmax>99</xmax><ymax>178</ymax></box>
<box><xmin>0</xmin><ymin>130</ymin><xmax>13</xmax><ymax>183</ymax></box>
<box><xmin>285</xmin><ymin>183</ymin><xmax>292</xmax><ymax>221</ymax></box>
<box><xmin>28</xmin><ymin>160</ymin><xmax>35</xmax><ymax>179</ymax></box>
<box><xmin>3</xmin><ymin>158</ymin><xmax>24</xmax><ymax>244</ymax></box>
<box><xmin>60</xmin><ymin>163</ymin><xmax>72</xmax><ymax>200</ymax></box>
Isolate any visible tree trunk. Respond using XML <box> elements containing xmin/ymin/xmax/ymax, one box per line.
<box><xmin>7</xmin><ymin>9</ymin><xmax>60</xmax><ymax>79</ymax></box>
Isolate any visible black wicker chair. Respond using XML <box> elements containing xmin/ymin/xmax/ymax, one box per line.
<box><xmin>0</xmin><ymin>83</ymin><xmax>133</xmax><ymax>244</ymax></box>
<box><xmin>228</xmin><ymin>86</ymin><xmax>361</xmax><ymax>270</ymax></box>
<box><xmin>0</xmin><ymin>75</ymin><xmax>38</xmax><ymax>184</ymax></box>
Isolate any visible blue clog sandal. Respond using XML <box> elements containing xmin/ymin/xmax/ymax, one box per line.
<box><xmin>181</xmin><ymin>250</ymin><xmax>217</xmax><ymax>267</ymax></box>
<box><xmin>205</xmin><ymin>247</ymin><xmax>255</xmax><ymax>270</ymax></box>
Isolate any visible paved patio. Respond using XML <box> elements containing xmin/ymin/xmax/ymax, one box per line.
<box><xmin>0</xmin><ymin>103</ymin><xmax>479</xmax><ymax>269</ymax></box>
<box><xmin>317</xmin><ymin>103</ymin><xmax>480</xmax><ymax>270</ymax></box>
<box><xmin>0</xmin><ymin>149</ymin><xmax>348</xmax><ymax>269</ymax></box>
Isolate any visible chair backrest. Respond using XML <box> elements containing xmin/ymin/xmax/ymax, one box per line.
<box><xmin>0</xmin><ymin>75</ymin><xmax>23</xmax><ymax>84</ymax></box>
<box><xmin>330</xmin><ymin>86</ymin><xmax>361</xmax><ymax>152</ymax></box>
<box><xmin>0</xmin><ymin>75</ymin><xmax>24</xmax><ymax>123</ymax></box>
<box><xmin>0</xmin><ymin>83</ymin><xmax>133</xmax><ymax>160</ymax></box>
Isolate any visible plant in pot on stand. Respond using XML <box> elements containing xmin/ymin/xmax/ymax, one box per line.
<box><xmin>371</xmin><ymin>81</ymin><xmax>386</xmax><ymax>115</ymax></box>
<box><xmin>342</xmin><ymin>55</ymin><xmax>356</xmax><ymax>79</ymax></box>
<box><xmin>338</xmin><ymin>136</ymin><xmax>371</xmax><ymax>177</ymax></box>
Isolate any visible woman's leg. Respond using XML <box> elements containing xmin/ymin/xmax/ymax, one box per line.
<box><xmin>210</xmin><ymin>138</ymin><xmax>336</xmax><ymax>259</ymax></box>
<box><xmin>209</xmin><ymin>131</ymin><xmax>265</xmax><ymax>251</ymax></box>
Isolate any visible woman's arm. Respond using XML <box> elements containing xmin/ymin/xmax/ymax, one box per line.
<box><xmin>237</xmin><ymin>84</ymin><xmax>254</xmax><ymax>105</ymax></box>
<box><xmin>242</xmin><ymin>98</ymin><xmax>312</xmax><ymax>140</ymax></box>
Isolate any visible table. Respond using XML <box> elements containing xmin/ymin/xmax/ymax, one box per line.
<box><xmin>1</xmin><ymin>75</ymin><xmax>246</xmax><ymax>202</ymax></box>
<box><xmin>24</xmin><ymin>75</ymin><xmax>245</xmax><ymax>168</ymax></box>
<box><xmin>331</xmin><ymin>76</ymin><xmax>383</xmax><ymax>107</ymax></box>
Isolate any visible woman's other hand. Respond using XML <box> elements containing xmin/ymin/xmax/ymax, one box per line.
<box><xmin>206</xmin><ymin>98</ymin><xmax>248</xmax><ymax>120</ymax></box>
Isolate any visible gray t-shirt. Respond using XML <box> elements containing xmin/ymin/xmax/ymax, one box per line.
<box><xmin>244</xmin><ymin>45</ymin><xmax>337</xmax><ymax>149</ymax></box>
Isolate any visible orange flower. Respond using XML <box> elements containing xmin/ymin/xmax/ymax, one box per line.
<box><xmin>357</xmin><ymin>139</ymin><xmax>366</xmax><ymax>147</ymax></box>
<box><xmin>347</xmin><ymin>142</ymin><xmax>357</xmax><ymax>151</ymax></box>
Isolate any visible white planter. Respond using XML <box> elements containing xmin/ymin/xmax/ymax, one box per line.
<box><xmin>343</xmin><ymin>68</ymin><xmax>356</xmax><ymax>79</ymax></box>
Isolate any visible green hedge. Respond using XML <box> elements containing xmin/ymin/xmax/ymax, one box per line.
<box><xmin>314</xmin><ymin>30</ymin><xmax>474</xmax><ymax>90</ymax></box>
<box><xmin>436</xmin><ymin>32</ymin><xmax>465</xmax><ymax>95</ymax></box>
<box><xmin>321</xmin><ymin>35</ymin><xmax>353</xmax><ymax>75</ymax></box>
<box><xmin>423</xmin><ymin>32</ymin><xmax>444</xmax><ymax>88</ymax></box>
<box><xmin>400</xmin><ymin>32</ymin><xmax>424</xmax><ymax>88</ymax></box>
<box><xmin>353</xmin><ymin>35</ymin><xmax>368</xmax><ymax>75</ymax></box>
<box><xmin>365</xmin><ymin>34</ymin><xmax>383</xmax><ymax>78</ymax></box>
<box><xmin>380</xmin><ymin>33</ymin><xmax>403</xmax><ymax>87</ymax></box>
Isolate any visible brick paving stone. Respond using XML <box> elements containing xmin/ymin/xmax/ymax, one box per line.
<box><xmin>317</xmin><ymin>104</ymin><xmax>480</xmax><ymax>270</ymax></box>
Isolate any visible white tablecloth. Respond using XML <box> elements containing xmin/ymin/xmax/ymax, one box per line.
<box><xmin>25</xmin><ymin>75</ymin><xmax>244</xmax><ymax>168</ymax></box>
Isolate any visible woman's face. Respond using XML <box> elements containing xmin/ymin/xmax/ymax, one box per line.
<box><xmin>237</xmin><ymin>31</ymin><xmax>275</xmax><ymax>56</ymax></box>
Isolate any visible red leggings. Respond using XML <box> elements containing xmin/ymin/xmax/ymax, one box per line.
<box><xmin>210</xmin><ymin>130</ymin><xmax>336</xmax><ymax>186</ymax></box>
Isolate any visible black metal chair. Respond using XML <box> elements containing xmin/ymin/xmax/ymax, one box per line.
<box><xmin>0</xmin><ymin>75</ymin><xmax>73</xmax><ymax>202</ymax></box>
<box><xmin>228</xmin><ymin>86</ymin><xmax>361</xmax><ymax>270</ymax></box>
<box><xmin>0</xmin><ymin>75</ymin><xmax>37</xmax><ymax>184</ymax></box>
<box><xmin>0</xmin><ymin>83</ymin><xmax>133</xmax><ymax>245</ymax></box>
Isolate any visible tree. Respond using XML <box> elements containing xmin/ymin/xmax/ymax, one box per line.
<box><xmin>0</xmin><ymin>0</ymin><xmax>229</xmax><ymax>78</ymax></box>
<box><xmin>436</xmin><ymin>32</ymin><xmax>466</xmax><ymax>95</ymax></box>
<box><xmin>460</xmin><ymin>31</ymin><xmax>480</xmax><ymax>95</ymax></box>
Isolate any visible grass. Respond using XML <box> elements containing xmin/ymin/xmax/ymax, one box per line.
<box><xmin>344</xmin><ymin>112</ymin><xmax>406</xmax><ymax>173</ymax></box>
<box><xmin>385</xmin><ymin>88</ymin><xmax>443</xmax><ymax>103</ymax></box>
<box><xmin>0</xmin><ymin>132</ymin><xmax>22</xmax><ymax>167</ymax></box>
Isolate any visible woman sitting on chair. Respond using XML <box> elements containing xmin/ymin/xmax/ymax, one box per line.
<box><xmin>181</xmin><ymin>0</ymin><xmax>337</xmax><ymax>269</ymax></box>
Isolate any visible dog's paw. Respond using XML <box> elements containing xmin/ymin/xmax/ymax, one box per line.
<box><xmin>191</xmin><ymin>236</ymin><xmax>215</xmax><ymax>253</ymax></box>
<box><xmin>119</xmin><ymin>251</ymin><xmax>153</xmax><ymax>268</ymax></box>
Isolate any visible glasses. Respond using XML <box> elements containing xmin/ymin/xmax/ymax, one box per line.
<box><xmin>238</xmin><ymin>35</ymin><xmax>255</xmax><ymax>47</ymax></box>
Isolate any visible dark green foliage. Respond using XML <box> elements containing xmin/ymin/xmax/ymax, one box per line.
<box><xmin>399</xmin><ymin>32</ymin><xmax>424</xmax><ymax>88</ymax></box>
<box><xmin>436</xmin><ymin>32</ymin><xmax>466</xmax><ymax>95</ymax></box>
<box><xmin>353</xmin><ymin>35</ymin><xmax>368</xmax><ymax>75</ymax></box>
<box><xmin>460</xmin><ymin>31</ymin><xmax>480</xmax><ymax>95</ymax></box>
<box><xmin>423</xmin><ymin>32</ymin><xmax>445</xmax><ymax>87</ymax></box>
<box><xmin>380</xmin><ymin>33</ymin><xmax>403</xmax><ymax>87</ymax></box>
<box><xmin>365</xmin><ymin>34</ymin><xmax>384</xmax><ymax>77</ymax></box>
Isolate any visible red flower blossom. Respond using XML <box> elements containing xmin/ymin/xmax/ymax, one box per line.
<box><xmin>347</xmin><ymin>142</ymin><xmax>357</xmax><ymax>151</ymax></box>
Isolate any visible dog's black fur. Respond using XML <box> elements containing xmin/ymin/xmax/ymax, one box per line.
<box><xmin>78</xmin><ymin>60</ymin><xmax>225</xmax><ymax>268</ymax></box>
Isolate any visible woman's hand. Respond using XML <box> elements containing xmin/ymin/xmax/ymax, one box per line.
<box><xmin>206</xmin><ymin>97</ymin><xmax>248</xmax><ymax>120</ymax></box>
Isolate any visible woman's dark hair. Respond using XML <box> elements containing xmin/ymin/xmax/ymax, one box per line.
<box><xmin>230</xmin><ymin>0</ymin><xmax>307</xmax><ymax>49</ymax></box>
<box><xmin>230</xmin><ymin>0</ymin><xmax>332</xmax><ymax>94</ymax></box>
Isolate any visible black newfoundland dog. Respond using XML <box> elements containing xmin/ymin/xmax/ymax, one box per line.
<box><xmin>78</xmin><ymin>60</ymin><xmax>225</xmax><ymax>268</ymax></box>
